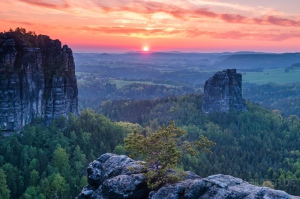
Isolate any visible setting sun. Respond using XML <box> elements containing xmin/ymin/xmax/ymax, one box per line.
<box><xmin>143</xmin><ymin>46</ymin><xmax>149</xmax><ymax>51</ymax></box>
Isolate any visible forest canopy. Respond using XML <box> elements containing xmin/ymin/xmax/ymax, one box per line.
<box><xmin>1</xmin><ymin>94</ymin><xmax>300</xmax><ymax>197</ymax></box>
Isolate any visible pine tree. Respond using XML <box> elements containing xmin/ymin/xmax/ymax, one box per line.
<box><xmin>124</xmin><ymin>121</ymin><xmax>215</xmax><ymax>189</ymax></box>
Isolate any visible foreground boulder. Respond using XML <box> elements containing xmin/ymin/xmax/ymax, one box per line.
<box><xmin>202</xmin><ymin>69</ymin><xmax>246</xmax><ymax>113</ymax></box>
<box><xmin>77</xmin><ymin>153</ymin><xmax>300</xmax><ymax>199</ymax></box>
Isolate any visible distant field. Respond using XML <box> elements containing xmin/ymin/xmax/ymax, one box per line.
<box><xmin>109</xmin><ymin>79</ymin><xmax>174</xmax><ymax>88</ymax></box>
<box><xmin>243</xmin><ymin>68</ymin><xmax>300</xmax><ymax>84</ymax></box>
<box><xmin>76</xmin><ymin>72</ymin><xmax>93</xmax><ymax>75</ymax></box>
<box><xmin>77</xmin><ymin>67</ymin><xmax>300</xmax><ymax>86</ymax></box>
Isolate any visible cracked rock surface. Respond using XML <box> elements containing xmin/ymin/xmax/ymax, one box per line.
<box><xmin>77</xmin><ymin>153</ymin><xmax>300</xmax><ymax>199</ymax></box>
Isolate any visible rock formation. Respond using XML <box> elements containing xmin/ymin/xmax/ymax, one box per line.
<box><xmin>77</xmin><ymin>153</ymin><xmax>300</xmax><ymax>199</ymax></box>
<box><xmin>0</xmin><ymin>30</ymin><xmax>79</xmax><ymax>131</ymax></box>
<box><xmin>202</xmin><ymin>69</ymin><xmax>246</xmax><ymax>113</ymax></box>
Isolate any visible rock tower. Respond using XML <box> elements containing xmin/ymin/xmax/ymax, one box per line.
<box><xmin>0</xmin><ymin>30</ymin><xmax>79</xmax><ymax>131</ymax></box>
<box><xmin>202</xmin><ymin>69</ymin><xmax>246</xmax><ymax>113</ymax></box>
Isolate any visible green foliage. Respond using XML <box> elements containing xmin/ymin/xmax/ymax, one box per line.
<box><xmin>99</xmin><ymin>94</ymin><xmax>300</xmax><ymax>195</ymax></box>
<box><xmin>22</xmin><ymin>186</ymin><xmax>45</xmax><ymax>199</ymax></box>
<box><xmin>50</xmin><ymin>173</ymin><xmax>68</xmax><ymax>198</ymax></box>
<box><xmin>52</xmin><ymin>146</ymin><xmax>70</xmax><ymax>173</ymax></box>
<box><xmin>2</xmin><ymin>163</ymin><xmax>24</xmax><ymax>198</ymax></box>
<box><xmin>244</xmin><ymin>82</ymin><xmax>300</xmax><ymax>118</ymax></box>
<box><xmin>29</xmin><ymin>170</ymin><xmax>39</xmax><ymax>186</ymax></box>
<box><xmin>77</xmin><ymin>78</ymin><xmax>198</xmax><ymax>110</ymax></box>
<box><xmin>113</xmin><ymin>145</ymin><xmax>126</xmax><ymax>155</ymax></box>
<box><xmin>125</xmin><ymin>121</ymin><xmax>215</xmax><ymax>189</ymax></box>
<box><xmin>0</xmin><ymin>168</ymin><xmax>10</xmax><ymax>199</ymax></box>
<box><xmin>0</xmin><ymin>110</ymin><xmax>128</xmax><ymax>198</ymax></box>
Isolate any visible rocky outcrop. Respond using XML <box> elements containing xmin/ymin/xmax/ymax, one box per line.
<box><xmin>77</xmin><ymin>153</ymin><xmax>300</xmax><ymax>199</ymax></box>
<box><xmin>202</xmin><ymin>69</ymin><xmax>246</xmax><ymax>113</ymax></box>
<box><xmin>0</xmin><ymin>31</ymin><xmax>79</xmax><ymax>131</ymax></box>
<box><xmin>76</xmin><ymin>153</ymin><xmax>150</xmax><ymax>199</ymax></box>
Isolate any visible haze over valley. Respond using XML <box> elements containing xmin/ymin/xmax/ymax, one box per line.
<box><xmin>75</xmin><ymin>51</ymin><xmax>300</xmax><ymax>117</ymax></box>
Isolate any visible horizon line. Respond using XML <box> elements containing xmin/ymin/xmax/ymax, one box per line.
<box><xmin>73</xmin><ymin>50</ymin><xmax>300</xmax><ymax>54</ymax></box>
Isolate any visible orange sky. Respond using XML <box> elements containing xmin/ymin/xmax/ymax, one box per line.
<box><xmin>1</xmin><ymin>0</ymin><xmax>300</xmax><ymax>53</ymax></box>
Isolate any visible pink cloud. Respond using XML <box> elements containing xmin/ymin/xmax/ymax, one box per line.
<box><xmin>18</xmin><ymin>0</ymin><xmax>69</xmax><ymax>9</ymax></box>
<box><xmin>78</xmin><ymin>25</ymin><xmax>300</xmax><ymax>41</ymax></box>
<box><xmin>1</xmin><ymin>20</ymin><xmax>35</xmax><ymax>26</ymax></box>
<box><xmin>16</xmin><ymin>0</ymin><xmax>300</xmax><ymax>27</ymax></box>
<box><xmin>80</xmin><ymin>26</ymin><xmax>182</xmax><ymax>36</ymax></box>
<box><xmin>94</xmin><ymin>1</ymin><xmax>300</xmax><ymax>27</ymax></box>
<box><xmin>186</xmin><ymin>29</ymin><xmax>300</xmax><ymax>41</ymax></box>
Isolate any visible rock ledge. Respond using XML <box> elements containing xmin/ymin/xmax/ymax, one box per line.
<box><xmin>77</xmin><ymin>153</ymin><xmax>300</xmax><ymax>199</ymax></box>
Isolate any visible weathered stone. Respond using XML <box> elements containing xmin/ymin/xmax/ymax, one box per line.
<box><xmin>77</xmin><ymin>185</ymin><xmax>96</xmax><ymax>199</ymax></box>
<box><xmin>202</xmin><ymin>69</ymin><xmax>246</xmax><ymax>113</ymax></box>
<box><xmin>0</xmin><ymin>31</ymin><xmax>79</xmax><ymax>131</ymax></box>
<box><xmin>78</xmin><ymin>153</ymin><xmax>150</xmax><ymax>199</ymax></box>
<box><xmin>77</xmin><ymin>154</ymin><xmax>300</xmax><ymax>199</ymax></box>
<box><xmin>102</xmin><ymin>174</ymin><xmax>148</xmax><ymax>199</ymax></box>
<box><xmin>87</xmin><ymin>160</ymin><xmax>103</xmax><ymax>187</ymax></box>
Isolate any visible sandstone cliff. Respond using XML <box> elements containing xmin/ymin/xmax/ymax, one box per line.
<box><xmin>77</xmin><ymin>153</ymin><xmax>300</xmax><ymax>199</ymax></box>
<box><xmin>202</xmin><ymin>69</ymin><xmax>246</xmax><ymax>113</ymax></box>
<box><xmin>0</xmin><ymin>30</ymin><xmax>79</xmax><ymax>131</ymax></box>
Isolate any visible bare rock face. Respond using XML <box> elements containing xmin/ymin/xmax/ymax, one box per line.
<box><xmin>202</xmin><ymin>69</ymin><xmax>246</xmax><ymax>113</ymax></box>
<box><xmin>76</xmin><ymin>153</ymin><xmax>150</xmax><ymax>199</ymax></box>
<box><xmin>0</xmin><ymin>31</ymin><xmax>79</xmax><ymax>131</ymax></box>
<box><xmin>77</xmin><ymin>153</ymin><xmax>300</xmax><ymax>199</ymax></box>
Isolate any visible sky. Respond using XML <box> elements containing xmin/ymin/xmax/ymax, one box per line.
<box><xmin>1</xmin><ymin>0</ymin><xmax>300</xmax><ymax>53</ymax></box>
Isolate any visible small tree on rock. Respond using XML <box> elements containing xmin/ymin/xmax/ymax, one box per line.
<box><xmin>262</xmin><ymin>180</ymin><xmax>274</xmax><ymax>189</ymax></box>
<box><xmin>124</xmin><ymin>121</ymin><xmax>215</xmax><ymax>189</ymax></box>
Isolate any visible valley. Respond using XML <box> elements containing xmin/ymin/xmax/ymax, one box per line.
<box><xmin>1</xmin><ymin>29</ymin><xmax>300</xmax><ymax>198</ymax></box>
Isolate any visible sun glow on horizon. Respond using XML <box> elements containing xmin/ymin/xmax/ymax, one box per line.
<box><xmin>143</xmin><ymin>46</ymin><xmax>149</xmax><ymax>51</ymax></box>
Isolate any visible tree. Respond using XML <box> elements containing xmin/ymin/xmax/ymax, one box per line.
<box><xmin>51</xmin><ymin>173</ymin><xmax>67</xmax><ymax>199</ymax></box>
<box><xmin>0</xmin><ymin>168</ymin><xmax>10</xmax><ymax>199</ymax></box>
<box><xmin>262</xmin><ymin>180</ymin><xmax>274</xmax><ymax>189</ymax></box>
<box><xmin>29</xmin><ymin>170</ymin><xmax>39</xmax><ymax>186</ymax></box>
<box><xmin>22</xmin><ymin>186</ymin><xmax>45</xmax><ymax>199</ymax></box>
<box><xmin>124</xmin><ymin>121</ymin><xmax>215</xmax><ymax>189</ymax></box>
<box><xmin>2</xmin><ymin>163</ymin><xmax>23</xmax><ymax>198</ymax></box>
<box><xmin>113</xmin><ymin>144</ymin><xmax>126</xmax><ymax>155</ymax></box>
<box><xmin>52</xmin><ymin>146</ymin><xmax>70</xmax><ymax>173</ymax></box>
